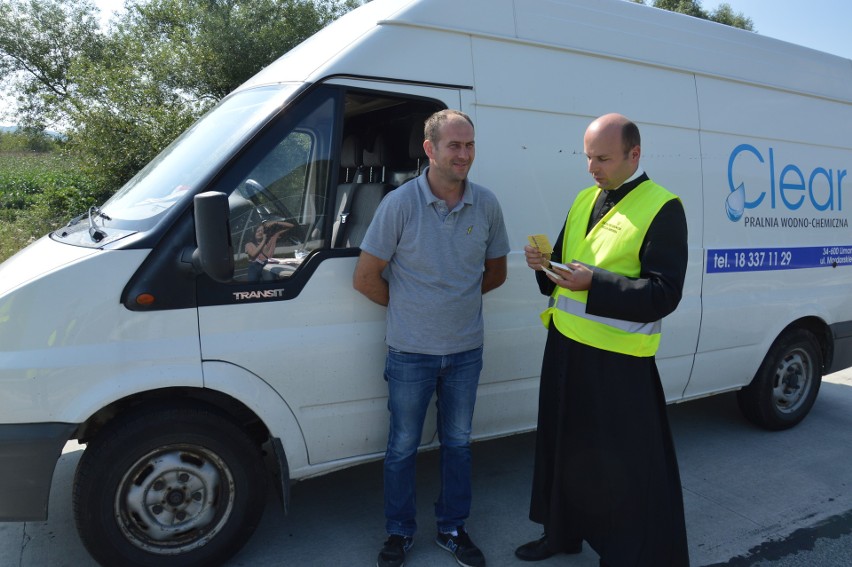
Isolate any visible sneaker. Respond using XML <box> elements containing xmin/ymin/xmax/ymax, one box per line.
<box><xmin>435</xmin><ymin>527</ymin><xmax>486</xmax><ymax>567</ymax></box>
<box><xmin>377</xmin><ymin>534</ymin><xmax>413</xmax><ymax>567</ymax></box>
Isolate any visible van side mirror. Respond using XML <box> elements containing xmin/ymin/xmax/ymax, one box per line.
<box><xmin>192</xmin><ymin>191</ymin><xmax>234</xmax><ymax>282</ymax></box>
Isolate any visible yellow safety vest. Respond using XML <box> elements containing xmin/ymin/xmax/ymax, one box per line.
<box><xmin>541</xmin><ymin>180</ymin><xmax>678</xmax><ymax>356</ymax></box>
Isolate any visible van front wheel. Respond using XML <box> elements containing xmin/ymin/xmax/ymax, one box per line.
<box><xmin>72</xmin><ymin>404</ymin><xmax>267</xmax><ymax>567</ymax></box>
<box><xmin>737</xmin><ymin>329</ymin><xmax>822</xmax><ymax>430</ymax></box>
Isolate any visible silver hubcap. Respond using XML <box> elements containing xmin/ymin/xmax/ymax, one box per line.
<box><xmin>772</xmin><ymin>347</ymin><xmax>813</xmax><ymax>414</ymax></box>
<box><xmin>115</xmin><ymin>445</ymin><xmax>236</xmax><ymax>555</ymax></box>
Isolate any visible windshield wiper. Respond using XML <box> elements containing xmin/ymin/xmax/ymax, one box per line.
<box><xmin>87</xmin><ymin>206</ymin><xmax>112</xmax><ymax>242</ymax></box>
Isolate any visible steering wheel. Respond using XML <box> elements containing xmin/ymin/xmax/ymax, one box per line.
<box><xmin>240</xmin><ymin>179</ymin><xmax>302</xmax><ymax>245</ymax></box>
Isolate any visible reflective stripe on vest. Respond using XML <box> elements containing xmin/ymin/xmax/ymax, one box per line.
<box><xmin>542</xmin><ymin>179</ymin><xmax>677</xmax><ymax>357</ymax></box>
<box><xmin>548</xmin><ymin>294</ymin><xmax>662</xmax><ymax>336</ymax></box>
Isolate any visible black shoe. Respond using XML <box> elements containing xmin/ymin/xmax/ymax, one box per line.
<box><xmin>515</xmin><ymin>534</ymin><xmax>582</xmax><ymax>561</ymax></box>
<box><xmin>377</xmin><ymin>534</ymin><xmax>413</xmax><ymax>567</ymax></box>
<box><xmin>435</xmin><ymin>526</ymin><xmax>486</xmax><ymax>567</ymax></box>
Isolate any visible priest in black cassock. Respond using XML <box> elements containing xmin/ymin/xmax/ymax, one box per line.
<box><xmin>515</xmin><ymin>113</ymin><xmax>690</xmax><ymax>567</ymax></box>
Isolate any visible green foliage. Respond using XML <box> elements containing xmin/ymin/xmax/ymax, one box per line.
<box><xmin>0</xmin><ymin>153</ymin><xmax>45</xmax><ymax>210</ymax></box>
<box><xmin>0</xmin><ymin>0</ymin><xmax>364</xmax><ymax>260</ymax></box>
<box><xmin>0</xmin><ymin>150</ymin><xmax>97</xmax><ymax>213</ymax></box>
<box><xmin>0</xmin><ymin>0</ymin><xmax>104</xmax><ymax>130</ymax></box>
<box><xmin>631</xmin><ymin>0</ymin><xmax>754</xmax><ymax>31</ymax></box>
<box><xmin>0</xmin><ymin>128</ymin><xmax>57</xmax><ymax>152</ymax></box>
<box><xmin>709</xmin><ymin>3</ymin><xmax>753</xmax><ymax>30</ymax></box>
<box><xmin>0</xmin><ymin>207</ymin><xmax>56</xmax><ymax>262</ymax></box>
<box><xmin>1</xmin><ymin>0</ymin><xmax>363</xmax><ymax>208</ymax></box>
<box><xmin>648</xmin><ymin>0</ymin><xmax>704</xmax><ymax>18</ymax></box>
<box><xmin>0</xmin><ymin>148</ymin><xmax>100</xmax><ymax>261</ymax></box>
<box><xmin>126</xmin><ymin>0</ymin><xmax>362</xmax><ymax>100</ymax></box>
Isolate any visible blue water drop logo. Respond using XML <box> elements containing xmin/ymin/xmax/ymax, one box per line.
<box><xmin>726</xmin><ymin>183</ymin><xmax>745</xmax><ymax>222</ymax></box>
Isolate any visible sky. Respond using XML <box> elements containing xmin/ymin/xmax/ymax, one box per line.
<box><xmin>703</xmin><ymin>0</ymin><xmax>852</xmax><ymax>59</ymax></box>
<box><xmin>91</xmin><ymin>0</ymin><xmax>852</xmax><ymax>60</ymax></box>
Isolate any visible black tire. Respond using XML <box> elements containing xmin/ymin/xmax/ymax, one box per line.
<box><xmin>737</xmin><ymin>329</ymin><xmax>823</xmax><ymax>430</ymax></box>
<box><xmin>72</xmin><ymin>403</ymin><xmax>267</xmax><ymax>567</ymax></box>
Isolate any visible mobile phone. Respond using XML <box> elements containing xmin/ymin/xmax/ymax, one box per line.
<box><xmin>549</xmin><ymin>261</ymin><xmax>574</xmax><ymax>273</ymax></box>
<box><xmin>541</xmin><ymin>265</ymin><xmax>564</xmax><ymax>280</ymax></box>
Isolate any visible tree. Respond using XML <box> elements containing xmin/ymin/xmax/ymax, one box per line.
<box><xmin>631</xmin><ymin>0</ymin><xmax>754</xmax><ymax>31</ymax></box>
<box><xmin>709</xmin><ymin>2</ymin><xmax>753</xmax><ymax>30</ymax></box>
<box><xmin>0</xmin><ymin>0</ymin><xmax>104</xmax><ymax>130</ymax></box>
<box><xmin>1</xmin><ymin>0</ymin><xmax>363</xmax><ymax>198</ymax></box>
<box><xmin>120</xmin><ymin>0</ymin><xmax>363</xmax><ymax>102</ymax></box>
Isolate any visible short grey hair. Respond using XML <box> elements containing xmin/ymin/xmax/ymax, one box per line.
<box><xmin>424</xmin><ymin>109</ymin><xmax>474</xmax><ymax>144</ymax></box>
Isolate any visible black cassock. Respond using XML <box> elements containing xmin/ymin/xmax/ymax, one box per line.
<box><xmin>528</xmin><ymin>174</ymin><xmax>690</xmax><ymax>566</ymax></box>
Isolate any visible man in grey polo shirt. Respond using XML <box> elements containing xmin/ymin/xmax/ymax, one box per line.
<box><xmin>353</xmin><ymin>109</ymin><xmax>509</xmax><ymax>567</ymax></box>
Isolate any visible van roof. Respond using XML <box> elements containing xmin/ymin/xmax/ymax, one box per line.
<box><xmin>240</xmin><ymin>0</ymin><xmax>852</xmax><ymax>103</ymax></box>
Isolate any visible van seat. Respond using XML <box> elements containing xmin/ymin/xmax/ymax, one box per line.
<box><xmin>332</xmin><ymin>135</ymin><xmax>366</xmax><ymax>247</ymax></box>
<box><xmin>335</xmin><ymin>134</ymin><xmax>394</xmax><ymax>248</ymax></box>
<box><xmin>392</xmin><ymin>118</ymin><xmax>429</xmax><ymax>187</ymax></box>
<box><xmin>409</xmin><ymin>120</ymin><xmax>428</xmax><ymax>176</ymax></box>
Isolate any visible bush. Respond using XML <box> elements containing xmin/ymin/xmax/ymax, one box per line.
<box><xmin>0</xmin><ymin>208</ymin><xmax>58</xmax><ymax>262</ymax></box>
<box><xmin>0</xmin><ymin>152</ymin><xmax>50</xmax><ymax>209</ymax></box>
<box><xmin>1</xmin><ymin>152</ymin><xmax>98</xmax><ymax>209</ymax></box>
<box><xmin>0</xmin><ymin>129</ymin><xmax>58</xmax><ymax>153</ymax></box>
<box><xmin>0</xmin><ymin>150</ymin><xmax>103</xmax><ymax>262</ymax></box>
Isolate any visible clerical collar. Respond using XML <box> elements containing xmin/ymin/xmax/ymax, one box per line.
<box><xmin>602</xmin><ymin>169</ymin><xmax>648</xmax><ymax>200</ymax></box>
<box><xmin>613</xmin><ymin>168</ymin><xmax>645</xmax><ymax>191</ymax></box>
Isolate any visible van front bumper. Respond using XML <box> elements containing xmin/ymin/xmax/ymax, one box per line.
<box><xmin>0</xmin><ymin>423</ymin><xmax>77</xmax><ymax>521</ymax></box>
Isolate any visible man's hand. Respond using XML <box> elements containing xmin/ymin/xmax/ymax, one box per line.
<box><xmin>549</xmin><ymin>262</ymin><xmax>592</xmax><ymax>291</ymax></box>
<box><xmin>524</xmin><ymin>244</ymin><xmax>550</xmax><ymax>271</ymax></box>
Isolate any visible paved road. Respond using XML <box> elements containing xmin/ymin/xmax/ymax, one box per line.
<box><xmin>2</xmin><ymin>369</ymin><xmax>851</xmax><ymax>566</ymax></box>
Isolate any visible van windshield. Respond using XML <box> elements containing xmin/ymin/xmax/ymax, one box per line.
<box><xmin>99</xmin><ymin>84</ymin><xmax>300</xmax><ymax>228</ymax></box>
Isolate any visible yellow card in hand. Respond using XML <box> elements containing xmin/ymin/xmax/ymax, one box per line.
<box><xmin>527</xmin><ymin>234</ymin><xmax>553</xmax><ymax>255</ymax></box>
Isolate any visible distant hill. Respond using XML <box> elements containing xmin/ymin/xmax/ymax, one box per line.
<box><xmin>0</xmin><ymin>125</ymin><xmax>64</xmax><ymax>138</ymax></box>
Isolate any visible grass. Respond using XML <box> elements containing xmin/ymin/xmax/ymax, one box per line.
<box><xmin>0</xmin><ymin>151</ymin><xmax>97</xmax><ymax>263</ymax></box>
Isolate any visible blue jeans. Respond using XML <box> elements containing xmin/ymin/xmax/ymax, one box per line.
<box><xmin>383</xmin><ymin>346</ymin><xmax>483</xmax><ymax>537</ymax></box>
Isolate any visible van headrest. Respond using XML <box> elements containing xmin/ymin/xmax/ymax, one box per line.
<box><xmin>363</xmin><ymin>134</ymin><xmax>387</xmax><ymax>168</ymax></box>
<box><xmin>340</xmin><ymin>136</ymin><xmax>363</xmax><ymax>168</ymax></box>
<box><xmin>409</xmin><ymin>122</ymin><xmax>427</xmax><ymax>160</ymax></box>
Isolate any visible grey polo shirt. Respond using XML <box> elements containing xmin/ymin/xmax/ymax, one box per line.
<box><xmin>359</xmin><ymin>168</ymin><xmax>510</xmax><ymax>355</ymax></box>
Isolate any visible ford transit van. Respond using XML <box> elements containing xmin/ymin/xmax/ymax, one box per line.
<box><xmin>1</xmin><ymin>0</ymin><xmax>850</xmax><ymax>565</ymax></box>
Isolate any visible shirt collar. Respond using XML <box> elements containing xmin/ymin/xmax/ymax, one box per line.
<box><xmin>616</xmin><ymin>167</ymin><xmax>645</xmax><ymax>190</ymax></box>
<box><xmin>417</xmin><ymin>166</ymin><xmax>474</xmax><ymax>206</ymax></box>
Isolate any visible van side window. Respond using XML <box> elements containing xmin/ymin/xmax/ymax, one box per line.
<box><xmin>332</xmin><ymin>94</ymin><xmax>442</xmax><ymax>249</ymax></box>
<box><xmin>214</xmin><ymin>86</ymin><xmax>443</xmax><ymax>284</ymax></box>
<box><xmin>219</xmin><ymin>90</ymin><xmax>336</xmax><ymax>283</ymax></box>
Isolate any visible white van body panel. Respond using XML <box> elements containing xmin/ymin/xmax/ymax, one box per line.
<box><xmin>199</xmin><ymin>257</ymin><xmax>392</xmax><ymax>465</ymax></box>
<box><xmin>246</xmin><ymin>0</ymin><xmax>852</xmax><ymax>101</ymax></box>
<box><xmin>0</xmin><ymin>244</ymin><xmax>202</xmax><ymax>425</ymax></box>
<box><xmin>201</xmin><ymin>361</ymin><xmax>311</xmax><ymax>474</ymax></box>
<box><xmin>0</xmin><ymin>235</ymin><xmax>97</xmax><ymax>297</ymax></box>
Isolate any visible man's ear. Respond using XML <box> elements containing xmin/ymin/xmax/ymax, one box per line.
<box><xmin>423</xmin><ymin>139</ymin><xmax>434</xmax><ymax>160</ymax></box>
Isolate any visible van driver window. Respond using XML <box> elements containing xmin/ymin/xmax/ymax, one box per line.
<box><xmin>223</xmin><ymin>91</ymin><xmax>336</xmax><ymax>283</ymax></box>
<box><xmin>217</xmin><ymin>85</ymin><xmax>443</xmax><ymax>284</ymax></box>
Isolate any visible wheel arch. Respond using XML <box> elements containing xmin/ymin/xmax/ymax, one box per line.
<box><xmin>73</xmin><ymin>370</ymin><xmax>303</xmax><ymax>514</ymax></box>
<box><xmin>774</xmin><ymin>315</ymin><xmax>832</xmax><ymax>374</ymax></box>
<box><xmin>75</xmin><ymin>387</ymin><xmax>270</xmax><ymax>447</ymax></box>
<box><xmin>737</xmin><ymin>319</ymin><xmax>826</xmax><ymax>430</ymax></box>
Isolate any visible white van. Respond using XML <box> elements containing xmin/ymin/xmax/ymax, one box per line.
<box><xmin>1</xmin><ymin>0</ymin><xmax>851</xmax><ymax>565</ymax></box>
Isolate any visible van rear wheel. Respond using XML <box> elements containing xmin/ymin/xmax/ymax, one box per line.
<box><xmin>736</xmin><ymin>329</ymin><xmax>822</xmax><ymax>430</ymax></box>
<box><xmin>72</xmin><ymin>404</ymin><xmax>267</xmax><ymax>567</ymax></box>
